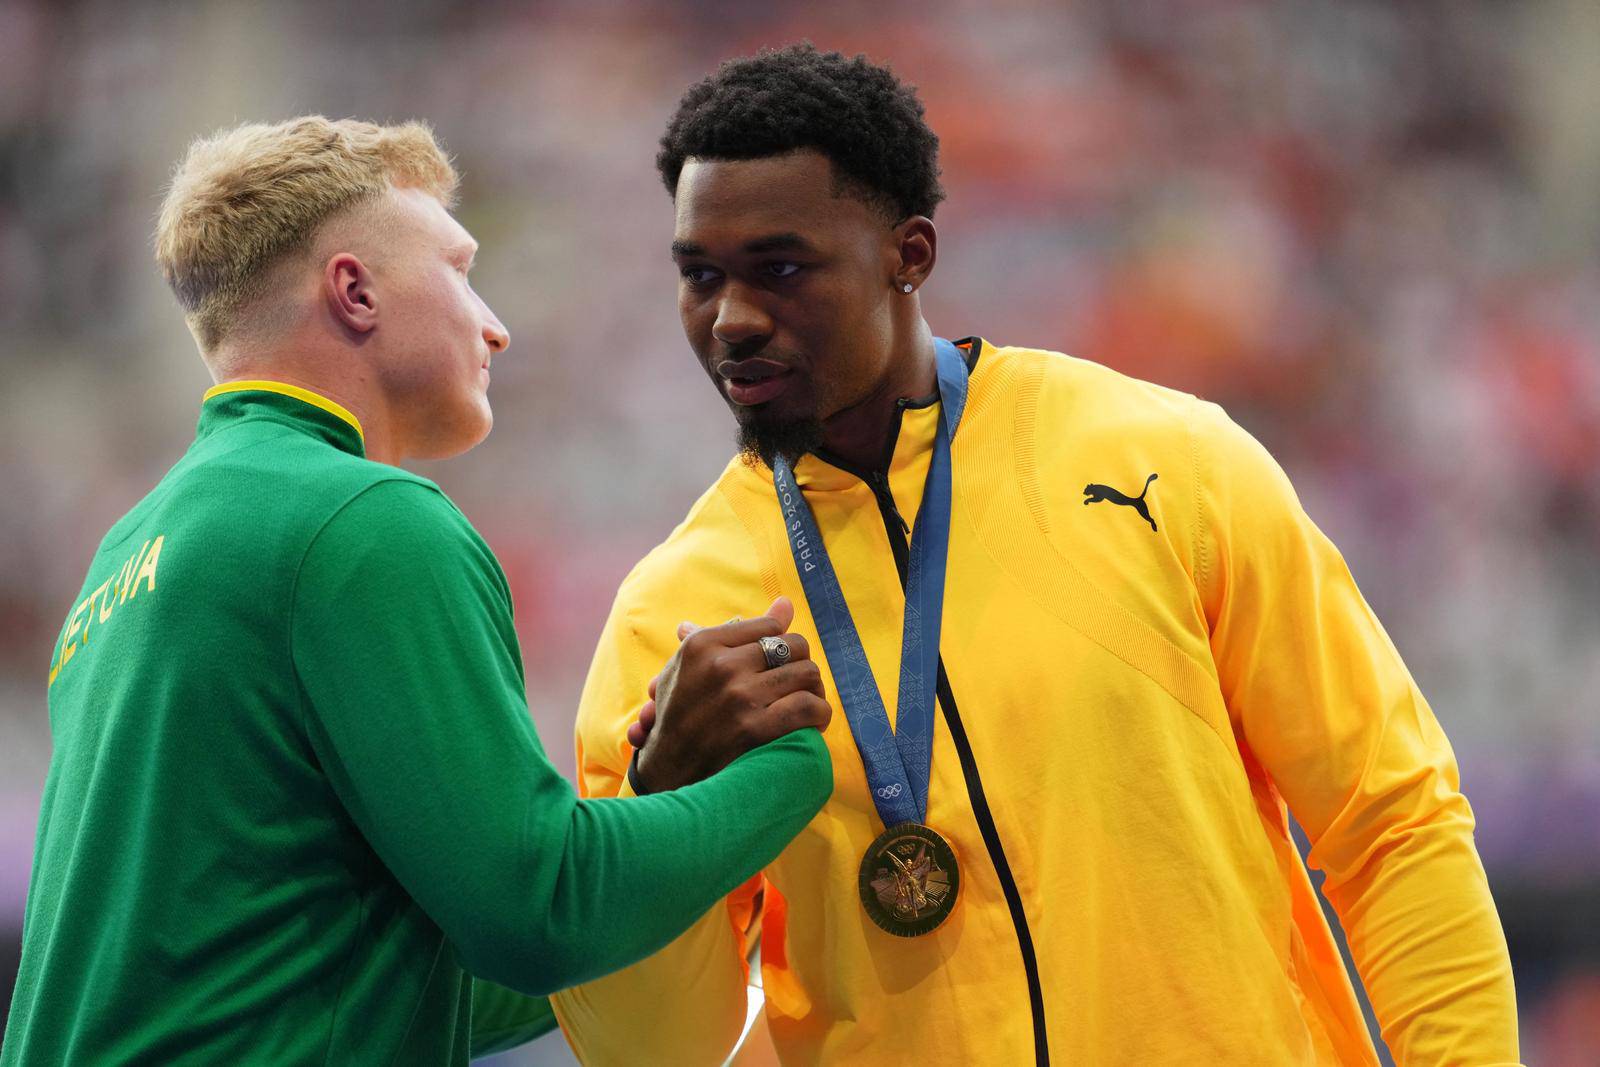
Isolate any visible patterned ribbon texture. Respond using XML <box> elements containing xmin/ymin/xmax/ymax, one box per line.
<box><xmin>772</xmin><ymin>338</ymin><xmax>970</xmax><ymax>827</ymax></box>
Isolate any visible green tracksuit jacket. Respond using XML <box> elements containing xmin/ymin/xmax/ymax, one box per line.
<box><xmin>1</xmin><ymin>381</ymin><xmax>831</xmax><ymax>1065</ymax></box>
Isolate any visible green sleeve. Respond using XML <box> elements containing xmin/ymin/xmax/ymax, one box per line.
<box><xmin>469</xmin><ymin>980</ymin><xmax>557</xmax><ymax>1058</ymax></box>
<box><xmin>290</xmin><ymin>480</ymin><xmax>832</xmax><ymax>996</ymax></box>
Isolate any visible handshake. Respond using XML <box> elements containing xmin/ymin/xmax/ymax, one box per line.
<box><xmin>626</xmin><ymin>597</ymin><xmax>832</xmax><ymax>794</ymax></box>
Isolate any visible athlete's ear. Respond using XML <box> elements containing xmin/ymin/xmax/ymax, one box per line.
<box><xmin>892</xmin><ymin>216</ymin><xmax>937</xmax><ymax>294</ymax></box>
<box><xmin>324</xmin><ymin>253</ymin><xmax>378</xmax><ymax>335</ymax></box>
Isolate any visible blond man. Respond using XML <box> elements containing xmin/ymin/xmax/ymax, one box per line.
<box><xmin>0</xmin><ymin>117</ymin><xmax>832</xmax><ymax>1066</ymax></box>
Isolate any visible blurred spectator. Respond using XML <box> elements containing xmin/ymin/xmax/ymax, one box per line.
<box><xmin>2</xmin><ymin>1</ymin><xmax>1595</xmax><ymax>1061</ymax></box>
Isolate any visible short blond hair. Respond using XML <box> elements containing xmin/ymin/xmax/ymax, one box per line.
<box><xmin>156</xmin><ymin>116</ymin><xmax>459</xmax><ymax>350</ymax></box>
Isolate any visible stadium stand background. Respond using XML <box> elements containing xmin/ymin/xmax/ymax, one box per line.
<box><xmin>1</xmin><ymin>1</ymin><xmax>1595</xmax><ymax>1062</ymax></box>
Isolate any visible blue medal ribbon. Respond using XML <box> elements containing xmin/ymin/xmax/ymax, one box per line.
<box><xmin>772</xmin><ymin>338</ymin><xmax>969</xmax><ymax>828</ymax></box>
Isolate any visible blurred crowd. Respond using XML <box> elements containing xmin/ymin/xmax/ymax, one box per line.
<box><xmin>1</xmin><ymin>0</ymin><xmax>1596</xmax><ymax>1061</ymax></box>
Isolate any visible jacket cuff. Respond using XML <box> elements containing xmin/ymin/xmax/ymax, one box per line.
<box><xmin>626</xmin><ymin>748</ymin><xmax>650</xmax><ymax>796</ymax></box>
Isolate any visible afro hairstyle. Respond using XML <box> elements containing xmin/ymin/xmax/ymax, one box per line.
<box><xmin>657</xmin><ymin>43</ymin><xmax>945</xmax><ymax>223</ymax></box>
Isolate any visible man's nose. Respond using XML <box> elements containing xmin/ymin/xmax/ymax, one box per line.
<box><xmin>711</xmin><ymin>282</ymin><xmax>773</xmax><ymax>348</ymax></box>
<box><xmin>483</xmin><ymin>312</ymin><xmax>509</xmax><ymax>353</ymax></box>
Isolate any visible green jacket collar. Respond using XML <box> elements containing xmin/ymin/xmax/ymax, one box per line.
<box><xmin>197</xmin><ymin>380</ymin><xmax>366</xmax><ymax>458</ymax></box>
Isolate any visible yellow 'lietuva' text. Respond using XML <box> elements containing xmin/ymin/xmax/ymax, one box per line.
<box><xmin>48</xmin><ymin>534</ymin><xmax>165</xmax><ymax>688</ymax></box>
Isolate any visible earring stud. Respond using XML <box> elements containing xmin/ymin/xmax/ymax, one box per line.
<box><xmin>901</xmin><ymin>283</ymin><xmax>914</xmax><ymax>293</ymax></box>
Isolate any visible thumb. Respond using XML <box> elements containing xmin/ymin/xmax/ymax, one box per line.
<box><xmin>764</xmin><ymin>595</ymin><xmax>795</xmax><ymax>631</ymax></box>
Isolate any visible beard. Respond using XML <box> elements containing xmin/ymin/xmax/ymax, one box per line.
<box><xmin>735</xmin><ymin>407</ymin><xmax>825</xmax><ymax>469</ymax></box>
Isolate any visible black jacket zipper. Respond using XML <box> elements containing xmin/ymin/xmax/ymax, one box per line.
<box><xmin>814</xmin><ymin>365</ymin><xmax>1050</xmax><ymax>1065</ymax></box>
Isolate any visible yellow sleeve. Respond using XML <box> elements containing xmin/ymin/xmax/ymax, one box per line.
<box><xmin>1193</xmin><ymin>401</ymin><xmax>1520</xmax><ymax>1065</ymax></box>
<box><xmin>550</xmin><ymin>578</ymin><xmax>756</xmax><ymax>1066</ymax></box>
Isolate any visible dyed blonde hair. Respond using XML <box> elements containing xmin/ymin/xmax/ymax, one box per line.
<box><xmin>156</xmin><ymin>116</ymin><xmax>458</xmax><ymax>350</ymax></box>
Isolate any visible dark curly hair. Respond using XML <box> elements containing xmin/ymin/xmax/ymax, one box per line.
<box><xmin>657</xmin><ymin>43</ymin><xmax>944</xmax><ymax>222</ymax></box>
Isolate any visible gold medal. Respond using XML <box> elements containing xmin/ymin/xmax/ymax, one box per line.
<box><xmin>858</xmin><ymin>822</ymin><xmax>959</xmax><ymax>937</ymax></box>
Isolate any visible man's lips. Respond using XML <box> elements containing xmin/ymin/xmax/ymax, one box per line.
<box><xmin>717</xmin><ymin>357</ymin><xmax>795</xmax><ymax>406</ymax></box>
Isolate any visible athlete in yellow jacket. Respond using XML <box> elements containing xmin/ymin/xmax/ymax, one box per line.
<box><xmin>551</xmin><ymin>46</ymin><xmax>1518</xmax><ymax>1065</ymax></box>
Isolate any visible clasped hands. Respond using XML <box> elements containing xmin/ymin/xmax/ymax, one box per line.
<box><xmin>628</xmin><ymin>597</ymin><xmax>831</xmax><ymax>793</ymax></box>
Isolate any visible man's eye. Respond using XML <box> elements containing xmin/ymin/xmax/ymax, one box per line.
<box><xmin>680</xmin><ymin>266</ymin><xmax>720</xmax><ymax>286</ymax></box>
<box><xmin>765</xmin><ymin>262</ymin><xmax>801</xmax><ymax>279</ymax></box>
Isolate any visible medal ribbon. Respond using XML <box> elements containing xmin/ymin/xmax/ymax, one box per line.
<box><xmin>772</xmin><ymin>338</ymin><xmax>969</xmax><ymax>828</ymax></box>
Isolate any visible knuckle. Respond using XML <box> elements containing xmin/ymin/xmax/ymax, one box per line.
<box><xmin>775</xmin><ymin>668</ymin><xmax>807</xmax><ymax>696</ymax></box>
<box><xmin>720</xmin><ymin>674</ymin><xmax>754</xmax><ymax>707</ymax></box>
<box><xmin>711</xmin><ymin>651</ymin><xmax>740</xmax><ymax>683</ymax></box>
<box><xmin>735</xmin><ymin>720</ymin><xmax>761</xmax><ymax>749</ymax></box>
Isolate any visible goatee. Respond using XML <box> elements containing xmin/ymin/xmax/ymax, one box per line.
<box><xmin>736</xmin><ymin>410</ymin><xmax>825</xmax><ymax>469</ymax></box>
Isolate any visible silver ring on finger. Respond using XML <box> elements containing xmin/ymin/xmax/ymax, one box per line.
<box><xmin>758</xmin><ymin>635</ymin><xmax>793</xmax><ymax>670</ymax></box>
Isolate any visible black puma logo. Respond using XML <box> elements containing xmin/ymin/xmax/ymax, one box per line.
<box><xmin>1083</xmin><ymin>473</ymin><xmax>1159</xmax><ymax>532</ymax></box>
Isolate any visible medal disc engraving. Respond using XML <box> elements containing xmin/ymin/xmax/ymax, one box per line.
<box><xmin>858</xmin><ymin>822</ymin><xmax>959</xmax><ymax>937</ymax></box>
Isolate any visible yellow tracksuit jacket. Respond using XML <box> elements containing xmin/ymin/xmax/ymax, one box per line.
<box><xmin>551</xmin><ymin>341</ymin><xmax>1519</xmax><ymax>1065</ymax></box>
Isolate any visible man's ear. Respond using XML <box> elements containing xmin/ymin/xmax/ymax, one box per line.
<box><xmin>324</xmin><ymin>253</ymin><xmax>378</xmax><ymax>334</ymax></box>
<box><xmin>892</xmin><ymin>216</ymin><xmax>937</xmax><ymax>293</ymax></box>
